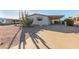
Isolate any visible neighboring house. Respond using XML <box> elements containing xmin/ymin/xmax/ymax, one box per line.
<box><xmin>73</xmin><ymin>16</ymin><xmax>79</xmax><ymax>26</ymax></box>
<box><xmin>0</xmin><ymin>18</ymin><xmax>20</xmax><ymax>24</ymax></box>
<box><xmin>29</xmin><ymin>14</ymin><xmax>64</xmax><ymax>26</ymax></box>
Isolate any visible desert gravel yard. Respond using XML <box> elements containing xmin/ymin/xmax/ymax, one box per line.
<box><xmin>0</xmin><ymin>25</ymin><xmax>21</xmax><ymax>49</ymax></box>
<box><xmin>0</xmin><ymin>25</ymin><xmax>79</xmax><ymax>49</ymax></box>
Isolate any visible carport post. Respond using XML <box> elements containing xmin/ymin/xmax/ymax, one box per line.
<box><xmin>65</xmin><ymin>21</ymin><xmax>67</xmax><ymax>27</ymax></box>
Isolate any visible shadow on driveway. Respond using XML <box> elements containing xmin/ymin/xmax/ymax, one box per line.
<box><xmin>19</xmin><ymin>26</ymin><xmax>50</xmax><ymax>49</ymax></box>
<box><xmin>8</xmin><ymin>25</ymin><xmax>79</xmax><ymax>49</ymax></box>
<box><xmin>30</xmin><ymin>33</ymin><xmax>50</xmax><ymax>49</ymax></box>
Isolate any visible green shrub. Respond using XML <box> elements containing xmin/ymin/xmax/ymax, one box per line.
<box><xmin>20</xmin><ymin>11</ymin><xmax>33</xmax><ymax>27</ymax></box>
<box><xmin>65</xmin><ymin>17</ymin><xmax>74</xmax><ymax>26</ymax></box>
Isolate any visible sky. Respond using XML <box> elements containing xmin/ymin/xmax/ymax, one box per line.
<box><xmin>0</xmin><ymin>10</ymin><xmax>19</xmax><ymax>19</ymax></box>
<box><xmin>0</xmin><ymin>10</ymin><xmax>79</xmax><ymax>19</ymax></box>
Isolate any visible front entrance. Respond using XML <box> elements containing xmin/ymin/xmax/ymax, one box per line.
<box><xmin>54</xmin><ymin>21</ymin><xmax>60</xmax><ymax>24</ymax></box>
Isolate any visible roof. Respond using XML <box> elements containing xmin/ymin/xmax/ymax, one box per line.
<box><xmin>30</xmin><ymin>14</ymin><xmax>48</xmax><ymax>17</ymax></box>
<box><xmin>48</xmin><ymin>15</ymin><xmax>64</xmax><ymax>19</ymax></box>
<box><xmin>30</xmin><ymin>14</ymin><xmax>64</xmax><ymax>19</ymax></box>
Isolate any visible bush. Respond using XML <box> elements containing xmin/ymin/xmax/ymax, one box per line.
<box><xmin>21</xmin><ymin>17</ymin><xmax>33</xmax><ymax>27</ymax></box>
<box><xmin>23</xmin><ymin>18</ymin><xmax>33</xmax><ymax>27</ymax></box>
<box><xmin>65</xmin><ymin>17</ymin><xmax>74</xmax><ymax>26</ymax></box>
<box><xmin>20</xmin><ymin>11</ymin><xmax>33</xmax><ymax>27</ymax></box>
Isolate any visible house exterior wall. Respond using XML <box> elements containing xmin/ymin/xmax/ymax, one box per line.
<box><xmin>73</xmin><ymin>16</ymin><xmax>79</xmax><ymax>26</ymax></box>
<box><xmin>74</xmin><ymin>21</ymin><xmax>79</xmax><ymax>26</ymax></box>
<box><xmin>29</xmin><ymin>15</ymin><xmax>50</xmax><ymax>26</ymax></box>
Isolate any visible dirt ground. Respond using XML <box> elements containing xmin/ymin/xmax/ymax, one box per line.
<box><xmin>0</xmin><ymin>25</ymin><xmax>79</xmax><ymax>49</ymax></box>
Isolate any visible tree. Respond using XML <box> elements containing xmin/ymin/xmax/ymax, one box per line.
<box><xmin>20</xmin><ymin>10</ymin><xmax>33</xmax><ymax>27</ymax></box>
<box><xmin>64</xmin><ymin>17</ymin><xmax>74</xmax><ymax>26</ymax></box>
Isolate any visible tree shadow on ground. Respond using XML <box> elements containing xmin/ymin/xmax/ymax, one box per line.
<box><xmin>19</xmin><ymin>24</ymin><xmax>79</xmax><ymax>49</ymax></box>
<box><xmin>7</xmin><ymin>27</ymin><xmax>21</xmax><ymax>49</ymax></box>
<box><xmin>19</xmin><ymin>27</ymin><xmax>28</xmax><ymax>49</ymax></box>
<box><xmin>19</xmin><ymin>26</ymin><xmax>50</xmax><ymax>49</ymax></box>
<box><xmin>8</xmin><ymin>25</ymin><xmax>79</xmax><ymax>49</ymax></box>
<box><xmin>29</xmin><ymin>33</ymin><xmax>50</xmax><ymax>49</ymax></box>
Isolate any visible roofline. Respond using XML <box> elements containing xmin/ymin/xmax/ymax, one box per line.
<box><xmin>29</xmin><ymin>14</ymin><xmax>48</xmax><ymax>16</ymax></box>
<box><xmin>29</xmin><ymin>13</ymin><xmax>64</xmax><ymax>17</ymax></box>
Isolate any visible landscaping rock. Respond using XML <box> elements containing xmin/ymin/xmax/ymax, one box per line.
<box><xmin>0</xmin><ymin>42</ymin><xmax>3</xmax><ymax>45</ymax></box>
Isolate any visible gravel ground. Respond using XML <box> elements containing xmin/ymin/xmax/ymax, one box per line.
<box><xmin>0</xmin><ymin>25</ymin><xmax>79</xmax><ymax>49</ymax></box>
<box><xmin>0</xmin><ymin>25</ymin><xmax>21</xmax><ymax>49</ymax></box>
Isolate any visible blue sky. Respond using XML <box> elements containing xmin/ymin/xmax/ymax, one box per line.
<box><xmin>0</xmin><ymin>10</ymin><xmax>79</xmax><ymax>19</ymax></box>
<box><xmin>0</xmin><ymin>10</ymin><xmax>19</xmax><ymax>19</ymax></box>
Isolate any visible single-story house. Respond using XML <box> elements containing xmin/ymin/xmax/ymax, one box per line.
<box><xmin>29</xmin><ymin>14</ymin><xmax>64</xmax><ymax>26</ymax></box>
<box><xmin>73</xmin><ymin>16</ymin><xmax>79</xmax><ymax>26</ymax></box>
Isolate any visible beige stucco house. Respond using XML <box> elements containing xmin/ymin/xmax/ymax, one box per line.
<box><xmin>29</xmin><ymin>14</ymin><xmax>64</xmax><ymax>26</ymax></box>
<box><xmin>73</xmin><ymin>16</ymin><xmax>79</xmax><ymax>26</ymax></box>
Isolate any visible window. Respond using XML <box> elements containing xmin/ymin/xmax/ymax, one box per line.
<box><xmin>37</xmin><ymin>17</ymin><xmax>42</xmax><ymax>21</ymax></box>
